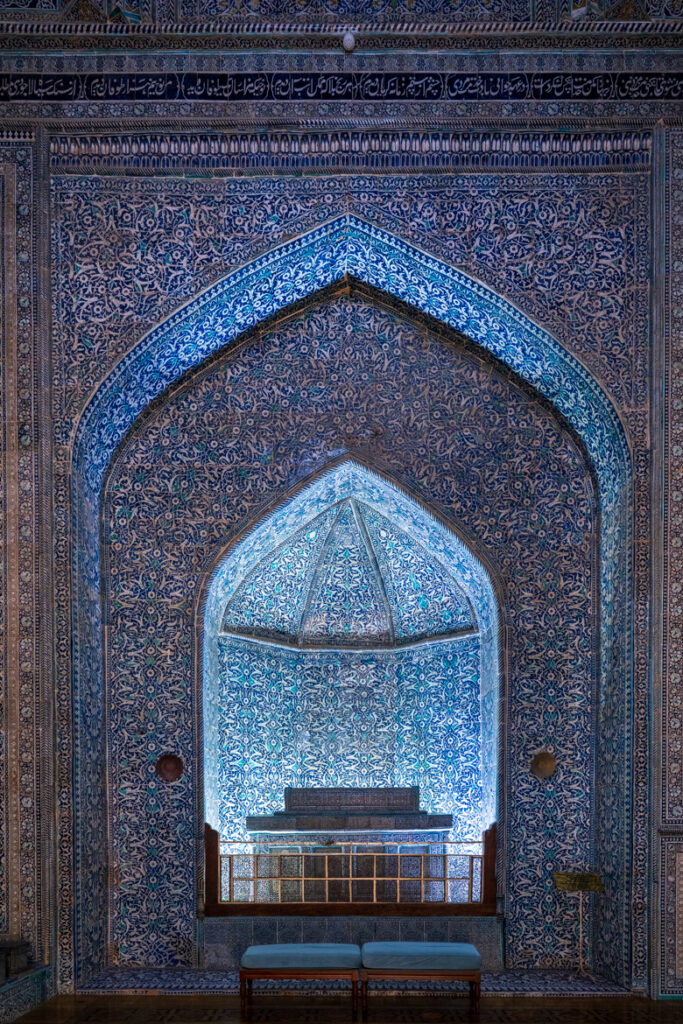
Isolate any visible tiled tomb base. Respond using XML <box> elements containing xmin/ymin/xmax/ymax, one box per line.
<box><xmin>0</xmin><ymin>969</ymin><xmax>50</xmax><ymax>1024</ymax></box>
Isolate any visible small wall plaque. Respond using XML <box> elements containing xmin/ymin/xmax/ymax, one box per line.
<box><xmin>553</xmin><ymin>871</ymin><xmax>604</xmax><ymax>892</ymax></box>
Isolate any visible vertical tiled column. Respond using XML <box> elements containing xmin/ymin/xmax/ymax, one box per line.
<box><xmin>0</xmin><ymin>138</ymin><xmax>42</xmax><ymax>969</ymax></box>
<box><xmin>660</xmin><ymin>129</ymin><xmax>683</xmax><ymax>997</ymax></box>
<box><xmin>1</xmin><ymin>157</ymin><xmax>19</xmax><ymax>945</ymax></box>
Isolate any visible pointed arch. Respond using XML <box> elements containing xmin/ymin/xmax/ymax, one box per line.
<box><xmin>69</xmin><ymin>215</ymin><xmax>633</xmax><ymax>985</ymax></box>
<box><xmin>74</xmin><ymin>215</ymin><xmax>628</xmax><ymax>498</ymax></box>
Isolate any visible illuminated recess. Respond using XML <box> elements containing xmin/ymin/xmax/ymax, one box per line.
<box><xmin>203</xmin><ymin>461</ymin><xmax>499</xmax><ymax>842</ymax></box>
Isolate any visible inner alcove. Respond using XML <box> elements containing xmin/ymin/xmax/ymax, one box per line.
<box><xmin>203</xmin><ymin>462</ymin><xmax>499</xmax><ymax>844</ymax></box>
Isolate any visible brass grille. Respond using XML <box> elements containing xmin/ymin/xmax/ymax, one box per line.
<box><xmin>218</xmin><ymin>842</ymin><xmax>484</xmax><ymax>905</ymax></box>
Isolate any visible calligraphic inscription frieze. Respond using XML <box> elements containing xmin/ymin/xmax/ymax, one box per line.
<box><xmin>1</xmin><ymin>71</ymin><xmax>683</xmax><ymax>103</ymax></box>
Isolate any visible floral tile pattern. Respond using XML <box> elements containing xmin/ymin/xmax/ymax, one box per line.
<box><xmin>214</xmin><ymin>635</ymin><xmax>483</xmax><ymax>841</ymax></box>
<box><xmin>182</xmin><ymin>0</ymin><xmax>532</xmax><ymax>23</ymax></box>
<box><xmin>104</xmin><ymin>289</ymin><xmax>596</xmax><ymax>969</ymax></box>
<box><xmin>48</xmin><ymin>172</ymin><xmax>647</xmax><ymax>989</ymax></box>
<box><xmin>221</xmin><ymin>498</ymin><xmax>475</xmax><ymax>648</ymax></box>
<box><xmin>212</xmin><ymin>483</ymin><xmax>486</xmax><ymax>843</ymax></box>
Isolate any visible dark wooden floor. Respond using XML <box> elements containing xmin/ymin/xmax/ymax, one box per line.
<box><xmin>14</xmin><ymin>994</ymin><xmax>683</xmax><ymax>1024</ymax></box>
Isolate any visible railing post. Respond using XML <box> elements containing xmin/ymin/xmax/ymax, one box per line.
<box><xmin>204</xmin><ymin>822</ymin><xmax>220</xmax><ymax>913</ymax></box>
<box><xmin>482</xmin><ymin>822</ymin><xmax>497</xmax><ymax>909</ymax></box>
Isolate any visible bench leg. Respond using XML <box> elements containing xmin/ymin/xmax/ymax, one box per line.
<box><xmin>361</xmin><ymin>974</ymin><xmax>368</xmax><ymax>1022</ymax></box>
<box><xmin>239</xmin><ymin>973</ymin><xmax>246</xmax><ymax>1018</ymax></box>
<box><xmin>352</xmin><ymin>975</ymin><xmax>358</xmax><ymax>1020</ymax></box>
<box><xmin>469</xmin><ymin>979</ymin><xmax>480</xmax><ymax>1020</ymax></box>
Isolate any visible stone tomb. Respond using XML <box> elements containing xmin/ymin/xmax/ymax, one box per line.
<box><xmin>246</xmin><ymin>787</ymin><xmax>453</xmax><ymax>834</ymax></box>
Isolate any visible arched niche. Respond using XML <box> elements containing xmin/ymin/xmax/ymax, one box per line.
<box><xmin>69</xmin><ymin>219</ymin><xmax>632</xmax><ymax>985</ymax></box>
<box><xmin>100</xmin><ymin>281</ymin><xmax>598</xmax><ymax>971</ymax></box>
<box><xmin>202</xmin><ymin>461</ymin><xmax>500</xmax><ymax>843</ymax></box>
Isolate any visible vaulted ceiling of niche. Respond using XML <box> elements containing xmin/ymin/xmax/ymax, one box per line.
<box><xmin>220</xmin><ymin>497</ymin><xmax>477</xmax><ymax>650</ymax></box>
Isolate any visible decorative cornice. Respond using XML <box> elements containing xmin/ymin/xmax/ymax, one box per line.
<box><xmin>1</xmin><ymin>18</ymin><xmax>683</xmax><ymax>49</ymax></box>
<box><xmin>49</xmin><ymin>128</ymin><xmax>652</xmax><ymax>173</ymax></box>
<box><xmin>0</xmin><ymin>17</ymin><xmax>682</xmax><ymax>32</ymax></box>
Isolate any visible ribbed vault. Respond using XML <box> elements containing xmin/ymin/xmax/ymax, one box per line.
<box><xmin>221</xmin><ymin>497</ymin><xmax>476</xmax><ymax>649</ymax></box>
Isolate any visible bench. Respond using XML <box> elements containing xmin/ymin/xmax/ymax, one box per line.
<box><xmin>360</xmin><ymin>941</ymin><xmax>482</xmax><ymax>1020</ymax></box>
<box><xmin>239</xmin><ymin>940</ymin><xmax>482</xmax><ymax>1020</ymax></box>
<box><xmin>239</xmin><ymin>942</ymin><xmax>361</xmax><ymax>1019</ymax></box>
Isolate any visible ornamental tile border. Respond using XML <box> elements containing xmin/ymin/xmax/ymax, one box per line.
<box><xmin>663</xmin><ymin>131</ymin><xmax>683</xmax><ymax>827</ymax></box>
<box><xmin>660</xmin><ymin>838</ymin><xmax>683</xmax><ymax>996</ymax></box>
<box><xmin>1</xmin><ymin>48</ymin><xmax>670</xmax><ymax>68</ymax></box>
<box><xmin>0</xmin><ymin>140</ymin><xmax>41</xmax><ymax>969</ymax></box>
<box><xmin>660</xmin><ymin>129</ymin><xmax>683</xmax><ymax>998</ymax></box>
<box><xmin>0</xmin><ymin>49</ymin><xmax>681</xmax><ymax>120</ymax></box>
<box><xmin>0</xmin><ymin>70</ymin><xmax>682</xmax><ymax>118</ymax></box>
<box><xmin>182</xmin><ymin>0</ymin><xmax>533</xmax><ymax>23</ymax></box>
<box><xmin>48</xmin><ymin>130</ymin><xmax>653</xmax><ymax>176</ymax></box>
<box><xmin>3</xmin><ymin>70</ymin><xmax>683</xmax><ymax>108</ymax></box>
<box><xmin>0</xmin><ymin>160</ymin><xmax>8</xmax><ymax>941</ymax></box>
<box><xmin>1</xmin><ymin>16</ymin><xmax>683</xmax><ymax>40</ymax></box>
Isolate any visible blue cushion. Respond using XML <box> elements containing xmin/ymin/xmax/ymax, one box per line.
<box><xmin>241</xmin><ymin>943</ymin><xmax>361</xmax><ymax>970</ymax></box>
<box><xmin>361</xmin><ymin>941</ymin><xmax>481</xmax><ymax>971</ymax></box>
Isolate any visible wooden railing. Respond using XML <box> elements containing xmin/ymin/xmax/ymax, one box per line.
<box><xmin>204</xmin><ymin>822</ymin><xmax>497</xmax><ymax>916</ymax></box>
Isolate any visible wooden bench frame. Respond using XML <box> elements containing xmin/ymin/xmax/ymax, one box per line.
<box><xmin>239</xmin><ymin>966</ymin><xmax>359</xmax><ymax>1020</ymax></box>
<box><xmin>360</xmin><ymin>967</ymin><xmax>480</xmax><ymax>1021</ymax></box>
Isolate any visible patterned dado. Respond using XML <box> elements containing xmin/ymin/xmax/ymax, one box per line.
<box><xmin>50</xmin><ymin>168</ymin><xmax>646</xmax><ymax>994</ymax></box>
<box><xmin>104</xmin><ymin>287</ymin><xmax>596</xmax><ymax>967</ymax></box>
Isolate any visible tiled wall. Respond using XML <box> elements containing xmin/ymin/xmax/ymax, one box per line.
<box><xmin>103</xmin><ymin>288</ymin><xmax>596</xmax><ymax>969</ymax></box>
<box><xmin>49</xmin><ymin>167</ymin><xmax>645</xmax><ymax>987</ymax></box>
<box><xmin>0</xmin><ymin>17</ymin><xmax>673</xmax><ymax>1005</ymax></box>
<box><xmin>215</xmin><ymin>636</ymin><xmax>484</xmax><ymax>842</ymax></box>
